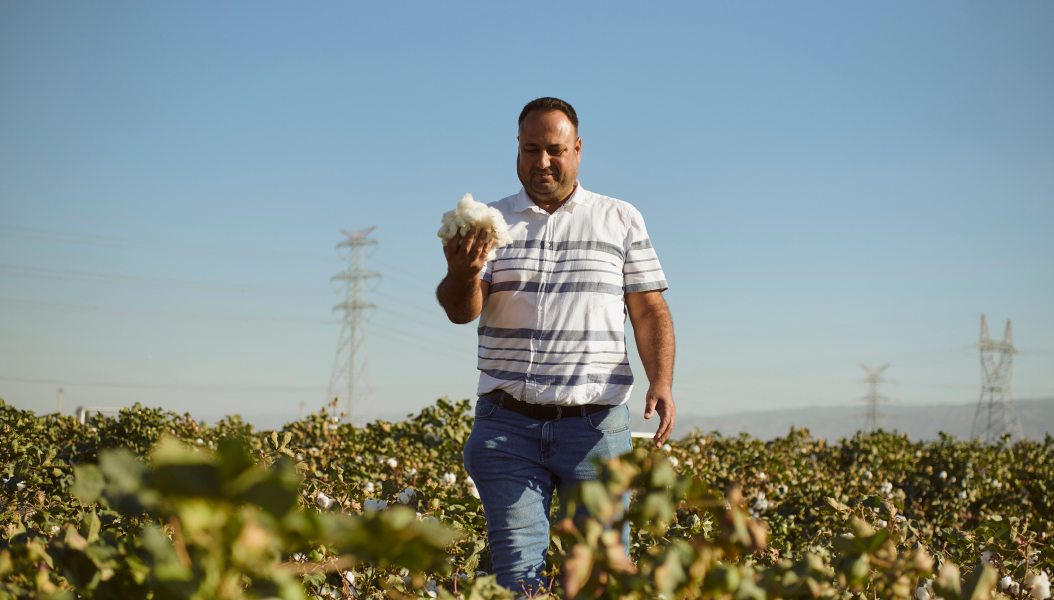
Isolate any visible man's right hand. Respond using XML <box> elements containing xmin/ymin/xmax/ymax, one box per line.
<box><xmin>443</xmin><ymin>226</ymin><xmax>495</xmax><ymax>281</ymax></box>
<box><xmin>437</xmin><ymin>227</ymin><xmax>495</xmax><ymax>324</ymax></box>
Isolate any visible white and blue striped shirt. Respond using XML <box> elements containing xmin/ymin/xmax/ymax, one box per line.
<box><xmin>477</xmin><ymin>184</ymin><xmax>668</xmax><ymax>406</ymax></box>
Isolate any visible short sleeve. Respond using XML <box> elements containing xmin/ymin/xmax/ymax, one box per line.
<box><xmin>479</xmin><ymin>259</ymin><xmax>493</xmax><ymax>283</ymax></box>
<box><xmin>622</xmin><ymin>206</ymin><xmax>668</xmax><ymax>294</ymax></box>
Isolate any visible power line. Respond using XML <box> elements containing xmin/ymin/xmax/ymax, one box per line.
<box><xmin>0</xmin><ymin>296</ymin><xmax>467</xmax><ymax>360</ymax></box>
<box><xmin>0</xmin><ymin>297</ymin><xmax>333</xmax><ymax>324</ymax></box>
<box><xmin>860</xmin><ymin>363</ymin><xmax>890</xmax><ymax>432</ymax></box>
<box><xmin>0</xmin><ymin>263</ymin><xmax>331</xmax><ymax>295</ymax></box>
<box><xmin>0</xmin><ymin>225</ymin><xmax>336</xmax><ymax>261</ymax></box>
<box><xmin>970</xmin><ymin>315</ymin><xmax>1025</xmax><ymax>442</ymax></box>
<box><xmin>326</xmin><ymin>228</ymin><xmax>379</xmax><ymax>424</ymax></box>
<box><xmin>0</xmin><ymin>375</ymin><xmax>322</xmax><ymax>392</ymax></box>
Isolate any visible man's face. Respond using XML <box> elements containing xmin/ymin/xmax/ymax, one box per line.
<box><xmin>517</xmin><ymin>110</ymin><xmax>582</xmax><ymax>204</ymax></box>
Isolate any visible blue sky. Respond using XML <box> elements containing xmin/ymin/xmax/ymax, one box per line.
<box><xmin>1</xmin><ymin>1</ymin><xmax>1052</xmax><ymax>429</ymax></box>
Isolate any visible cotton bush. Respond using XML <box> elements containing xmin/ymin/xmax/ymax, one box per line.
<box><xmin>437</xmin><ymin>193</ymin><xmax>513</xmax><ymax>261</ymax></box>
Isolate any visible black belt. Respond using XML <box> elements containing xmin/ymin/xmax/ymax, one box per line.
<box><xmin>482</xmin><ymin>390</ymin><xmax>618</xmax><ymax>420</ymax></box>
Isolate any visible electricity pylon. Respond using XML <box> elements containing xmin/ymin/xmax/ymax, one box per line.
<box><xmin>970</xmin><ymin>315</ymin><xmax>1024</xmax><ymax>442</ymax></box>
<box><xmin>860</xmin><ymin>363</ymin><xmax>890</xmax><ymax>432</ymax></box>
<box><xmin>326</xmin><ymin>227</ymin><xmax>380</xmax><ymax>425</ymax></box>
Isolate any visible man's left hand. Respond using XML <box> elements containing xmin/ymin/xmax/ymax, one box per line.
<box><xmin>644</xmin><ymin>383</ymin><xmax>675</xmax><ymax>446</ymax></box>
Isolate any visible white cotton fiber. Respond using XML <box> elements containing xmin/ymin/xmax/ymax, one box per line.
<box><xmin>437</xmin><ymin>194</ymin><xmax>513</xmax><ymax>261</ymax></box>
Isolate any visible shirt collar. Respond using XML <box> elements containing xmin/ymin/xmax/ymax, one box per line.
<box><xmin>514</xmin><ymin>181</ymin><xmax>590</xmax><ymax>213</ymax></box>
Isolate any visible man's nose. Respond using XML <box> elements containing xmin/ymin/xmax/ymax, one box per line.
<box><xmin>536</xmin><ymin>151</ymin><xmax>551</xmax><ymax>169</ymax></box>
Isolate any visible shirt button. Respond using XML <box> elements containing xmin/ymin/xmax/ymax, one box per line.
<box><xmin>546</xmin><ymin>242</ymin><xmax>552</xmax><ymax>248</ymax></box>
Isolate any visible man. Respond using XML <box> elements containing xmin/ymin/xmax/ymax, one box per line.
<box><xmin>436</xmin><ymin>97</ymin><xmax>675</xmax><ymax>592</ymax></box>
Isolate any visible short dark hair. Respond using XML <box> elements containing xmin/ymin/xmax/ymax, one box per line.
<box><xmin>518</xmin><ymin>97</ymin><xmax>579</xmax><ymax>135</ymax></box>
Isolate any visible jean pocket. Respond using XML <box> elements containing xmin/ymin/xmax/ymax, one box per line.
<box><xmin>474</xmin><ymin>398</ymin><xmax>498</xmax><ymax>419</ymax></box>
<box><xmin>586</xmin><ymin>404</ymin><xmax>629</xmax><ymax>433</ymax></box>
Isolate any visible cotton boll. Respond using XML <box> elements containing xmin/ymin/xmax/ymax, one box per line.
<box><xmin>1025</xmin><ymin>571</ymin><xmax>1050</xmax><ymax>600</ymax></box>
<box><xmin>441</xmin><ymin>472</ymin><xmax>457</xmax><ymax>487</ymax></box>
<box><xmin>365</xmin><ymin>482</ymin><xmax>375</xmax><ymax>493</ymax></box>
<box><xmin>397</xmin><ymin>488</ymin><xmax>417</xmax><ymax>505</ymax></box>
<box><xmin>387</xmin><ymin>458</ymin><xmax>398</xmax><ymax>468</ymax></box>
<box><xmin>426</xmin><ymin>579</ymin><xmax>439</xmax><ymax>598</ymax></box>
<box><xmin>875</xmin><ymin>519</ymin><xmax>888</xmax><ymax>529</ymax></box>
<box><xmin>316</xmin><ymin>493</ymin><xmax>334</xmax><ymax>510</ymax></box>
<box><xmin>690</xmin><ymin>445</ymin><xmax>701</xmax><ymax>453</ymax></box>
<box><xmin>466</xmin><ymin>476</ymin><xmax>480</xmax><ymax>500</ymax></box>
<box><xmin>982</xmin><ymin>550</ymin><xmax>997</xmax><ymax>566</ymax></box>
<box><xmin>423</xmin><ymin>516</ymin><xmax>440</xmax><ymax>524</ymax></box>
<box><xmin>437</xmin><ymin>194</ymin><xmax>513</xmax><ymax>261</ymax></box>
<box><xmin>669</xmin><ymin>456</ymin><xmax>679</xmax><ymax>467</ymax></box>
<box><xmin>957</xmin><ymin>491</ymin><xmax>967</xmax><ymax>500</ymax></box>
<box><xmin>662</xmin><ymin>443</ymin><xmax>672</xmax><ymax>452</ymax></box>
<box><xmin>863</xmin><ymin>470</ymin><xmax>873</xmax><ymax>479</ymax></box>
<box><xmin>939</xmin><ymin>470</ymin><xmax>948</xmax><ymax>480</ymax></box>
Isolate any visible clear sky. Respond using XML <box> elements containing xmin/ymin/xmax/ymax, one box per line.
<box><xmin>1</xmin><ymin>1</ymin><xmax>1052</xmax><ymax>429</ymax></box>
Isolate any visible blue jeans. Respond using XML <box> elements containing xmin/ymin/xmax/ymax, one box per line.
<box><xmin>462</xmin><ymin>395</ymin><xmax>633</xmax><ymax>593</ymax></box>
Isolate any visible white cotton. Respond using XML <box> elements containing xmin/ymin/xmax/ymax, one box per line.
<box><xmin>387</xmin><ymin>458</ymin><xmax>398</xmax><ymax>468</ymax></box>
<box><xmin>365</xmin><ymin>482</ymin><xmax>375</xmax><ymax>493</ymax></box>
<box><xmin>364</xmin><ymin>499</ymin><xmax>388</xmax><ymax>512</ymax></box>
<box><xmin>758</xmin><ymin>472</ymin><xmax>767</xmax><ymax>481</ymax></box>
<box><xmin>423</xmin><ymin>515</ymin><xmax>439</xmax><ymax>525</ymax></box>
<box><xmin>426</xmin><ymin>579</ymin><xmax>439</xmax><ymax>598</ymax></box>
<box><xmin>669</xmin><ymin>456</ymin><xmax>679</xmax><ymax>467</ymax></box>
<box><xmin>466</xmin><ymin>477</ymin><xmax>480</xmax><ymax>500</ymax></box>
<box><xmin>437</xmin><ymin>194</ymin><xmax>513</xmax><ymax>261</ymax></box>
<box><xmin>776</xmin><ymin>484</ymin><xmax>789</xmax><ymax>496</ymax></box>
<box><xmin>441</xmin><ymin>472</ymin><xmax>457</xmax><ymax>487</ymax></box>
<box><xmin>316</xmin><ymin>493</ymin><xmax>334</xmax><ymax>510</ymax></box>
<box><xmin>690</xmin><ymin>445</ymin><xmax>701</xmax><ymax>453</ymax></box>
<box><xmin>957</xmin><ymin>491</ymin><xmax>967</xmax><ymax>499</ymax></box>
<box><xmin>879</xmin><ymin>482</ymin><xmax>893</xmax><ymax>494</ymax></box>
<box><xmin>662</xmin><ymin>443</ymin><xmax>672</xmax><ymax>452</ymax></box>
<box><xmin>1001</xmin><ymin>576</ymin><xmax>1017</xmax><ymax>592</ymax></box>
<box><xmin>864</xmin><ymin>470</ymin><xmax>873</xmax><ymax>479</ymax></box>
<box><xmin>397</xmin><ymin>488</ymin><xmax>416</xmax><ymax>505</ymax></box>
<box><xmin>982</xmin><ymin>550</ymin><xmax>996</xmax><ymax>566</ymax></box>
<box><xmin>875</xmin><ymin>519</ymin><xmax>888</xmax><ymax>528</ymax></box>
<box><xmin>1025</xmin><ymin>571</ymin><xmax>1050</xmax><ymax>600</ymax></box>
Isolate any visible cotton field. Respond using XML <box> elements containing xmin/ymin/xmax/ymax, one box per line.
<box><xmin>0</xmin><ymin>397</ymin><xmax>1050</xmax><ymax>600</ymax></box>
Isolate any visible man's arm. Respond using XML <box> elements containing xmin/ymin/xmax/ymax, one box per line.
<box><xmin>625</xmin><ymin>290</ymin><xmax>675</xmax><ymax>446</ymax></box>
<box><xmin>436</xmin><ymin>227</ymin><xmax>493</xmax><ymax>324</ymax></box>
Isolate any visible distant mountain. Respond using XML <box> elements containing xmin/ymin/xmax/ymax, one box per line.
<box><xmin>630</xmin><ymin>398</ymin><xmax>1054</xmax><ymax>442</ymax></box>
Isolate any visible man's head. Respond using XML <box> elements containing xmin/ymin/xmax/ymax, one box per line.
<box><xmin>517</xmin><ymin>97</ymin><xmax>582</xmax><ymax>205</ymax></box>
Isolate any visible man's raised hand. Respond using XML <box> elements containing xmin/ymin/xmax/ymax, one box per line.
<box><xmin>443</xmin><ymin>226</ymin><xmax>495</xmax><ymax>281</ymax></box>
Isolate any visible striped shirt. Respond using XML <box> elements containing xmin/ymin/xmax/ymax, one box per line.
<box><xmin>477</xmin><ymin>184</ymin><xmax>668</xmax><ymax>406</ymax></box>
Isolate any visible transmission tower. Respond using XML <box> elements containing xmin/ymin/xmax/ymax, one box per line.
<box><xmin>326</xmin><ymin>227</ymin><xmax>380</xmax><ymax>425</ymax></box>
<box><xmin>860</xmin><ymin>363</ymin><xmax>890</xmax><ymax>432</ymax></box>
<box><xmin>970</xmin><ymin>315</ymin><xmax>1024</xmax><ymax>442</ymax></box>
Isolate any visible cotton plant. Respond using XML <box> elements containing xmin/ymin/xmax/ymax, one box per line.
<box><xmin>316</xmin><ymin>492</ymin><xmax>335</xmax><ymax>510</ymax></box>
<box><xmin>397</xmin><ymin>487</ymin><xmax>417</xmax><ymax>505</ymax></box>
<box><xmin>437</xmin><ymin>194</ymin><xmax>513</xmax><ymax>261</ymax></box>
<box><xmin>916</xmin><ymin>578</ymin><xmax>934</xmax><ymax>600</ymax></box>
<box><xmin>440</xmin><ymin>472</ymin><xmax>457</xmax><ymax>487</ymax></box>
<box><xmin>363</xmin><ymin>498</ymin><xmax>388</xmax><ymax>512</ymax></box>
<box><xmin>1001</xmin><ymin>576</ymin><xmax>1021</xmax><ymax>596</ymax></box>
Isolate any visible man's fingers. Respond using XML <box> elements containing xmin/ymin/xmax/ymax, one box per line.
<box><xmin>460</xmin><ymin>227</ymin><xmax>478</xmax><ymax>255</ymax></box>
<box><xmin>644</xmin><ymin>395</ymin><xmax>657</xmax><ymax>419</ymax></box>
<box><xmin>471</xmin><ymin>229</ymin><xmax>490</xmax><ymax>258</ymax></box>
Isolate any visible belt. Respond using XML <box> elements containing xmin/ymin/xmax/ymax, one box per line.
<box><xmin>482</xmin><ymin>389</ymin><xmax>618</xmax><ymax>421</ymax></box>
